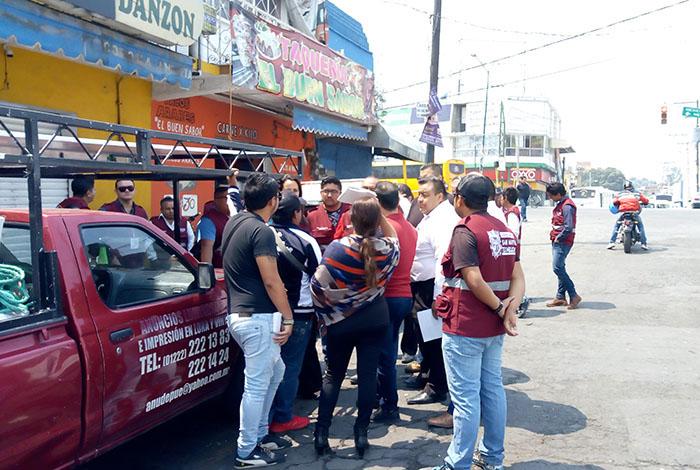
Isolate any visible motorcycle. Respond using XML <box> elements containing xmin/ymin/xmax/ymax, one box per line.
<box><xmin>615</xmin><ymin>212</ymin><xmax>641</xmax><ymax>253</ymax></box>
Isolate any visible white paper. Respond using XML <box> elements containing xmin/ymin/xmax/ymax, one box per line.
<box><xmin>338</xmin><ymin>187</ymin><xmax>376</xmax><ymax>204</ymax></box>
<box><xmin>272</xmin><ymin>311</ymin><xmax>282</xmax><ymax>334</ymax></box>
<box><xmin>417</xmin><ymin>308</ymin><xmax>443</xmax><ymax>342</ymax></box>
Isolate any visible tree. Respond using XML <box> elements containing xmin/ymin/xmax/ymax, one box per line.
<box><xmin>664</xmin><ymin>166</ymin><xmax>682</xmax><ymax>187</ymax></box>
<box><xmin>577</xmin><ymin>167</ymin><xmax>627</xmax><ymax>191</ymax></box>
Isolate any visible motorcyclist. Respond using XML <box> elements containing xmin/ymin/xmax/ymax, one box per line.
<box><xmin>607</xmin><ymin>181</ymin><xmax>649</xmax><ymax>250</ymax></box>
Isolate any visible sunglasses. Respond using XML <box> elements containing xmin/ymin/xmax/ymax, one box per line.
<box><xmin>117</xmin><ymin>185</ymin><xmax>135</xmax><ymax>193</ymax></box>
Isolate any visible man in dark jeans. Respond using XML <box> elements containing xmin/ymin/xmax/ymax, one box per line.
<box><xmin>268</xmin><ymin>193</ymin><xmax>322</xmax><ymax>434</ymax></box>
<box><xmin>516</xmin><ymin>176</ymin><xmax>531</xmax><ymax>222</ymax></box>
<box><xmin>373</xmin><ymin>182</ymin><xmax>418</xmax><ymax>423</ymax></box>
<box><xmin>223</xmin><ymin>173</ymin><xmax>294</xmax><ymax>469</ymax></box>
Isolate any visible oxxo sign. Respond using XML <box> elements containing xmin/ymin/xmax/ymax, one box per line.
<box><xmin>116</xmin><ymin>0</ymin><xmax>204</xmax><ymax>46</ymax></box>
<box><xmin>511</xmin><ymin>169</ymin><xmax>537</xmax><ymax>180</ymax></box>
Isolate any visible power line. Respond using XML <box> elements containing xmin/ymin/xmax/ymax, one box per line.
<box><xmin>380</xmin><ymin>58</ymin><xmax>611</xmax><ymax>111</ymax></box>
<box><xmin>383</xmin><ymin>0</ymin><xmax>691</xmax><ymax>94</ymax></box>
<box><xmin>376</xmin><ymin>0</ymin><xmax>569</xmax><ymax>37</ymax></box>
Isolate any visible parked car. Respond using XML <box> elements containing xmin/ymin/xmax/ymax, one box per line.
<box><xmin>692</xmin><ymin>193</ymin><xmax>700</xmax><ymax>209</ymax></box>
<box><xmin>0</xmin><ymin>209</ymin><xmax>243</xmax><ymax>469</ymax></box>
<box><xmin>650</xmin><ymin>194</ymin><xmax>672</xmax><ymax>209</ymax></box>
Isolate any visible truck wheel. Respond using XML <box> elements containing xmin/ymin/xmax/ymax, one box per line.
<box><xmin>623</xmin><ymin>230</ymin><xmax>632</xmax><ymax>253</ymax></box>
<box><xmin>222</xmin><ymin>355</ymin><xmax>245</xmax><ymax>422</ymax></box>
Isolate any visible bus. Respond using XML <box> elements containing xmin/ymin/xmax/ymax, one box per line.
<box><xmin>570</xmin><ymin>186</ymin><xmax>614</xmax><ymax>208</ymax></box>
<box><xmin>371</xmin><ymin>158</ymin><xmax>466</xmax><ymax>193</ymax></box>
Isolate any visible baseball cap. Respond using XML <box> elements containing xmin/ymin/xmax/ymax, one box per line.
<box><xmin>457</xmin><ymin>174</ymin><xmax>493</xmax><ymax>206</ymax></box>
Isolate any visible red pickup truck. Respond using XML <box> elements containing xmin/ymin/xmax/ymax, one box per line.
<box><xmin>0</xmin><ymin>209</ymin><xmax>240</xmax><ymax>469</ymax></box>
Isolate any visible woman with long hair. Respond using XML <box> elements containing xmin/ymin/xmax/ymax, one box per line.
<box><xmin>311</xmin><ymin>198</ymin><xmax>399</xmax><ymax>458</ymax></box>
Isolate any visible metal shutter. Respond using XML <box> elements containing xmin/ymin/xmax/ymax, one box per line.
<box><xmin>0</xmin><ymin>178</ymin><xmax>69</xmax><ymax>209</ymax></box>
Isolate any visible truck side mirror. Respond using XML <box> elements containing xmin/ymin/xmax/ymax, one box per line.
<box><xmin>196</xmin><ymin>262</ymin><xmax>215</xmax><ymax>291</ymax></box>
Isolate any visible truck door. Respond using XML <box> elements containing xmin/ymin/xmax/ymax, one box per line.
<box><xmin>0</xmin><ymin>221</ymin><xmax>82</xmax><ymax>469</ymax></box>
<box><xmin>68</xmin><ymin>221</ymin><xmax>231</xmax><ymax>446</ymax></box>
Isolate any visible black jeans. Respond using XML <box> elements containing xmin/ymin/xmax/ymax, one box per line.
<box><xmin>296</xmin><ymin>317</ymin><xmax>322</xmax><ymax>399</ymax></box>
<box><xmin>411</xmin><ymin>279</ymin><xmax>448</xmax><ymax>396</ymax></box>
<box><xmin>316</xmin><ymin>299</ymin><xmax>389</xmax><ymax>431</ymax></box>
<box><xmin>400</xmin><ymin>315</ymin><xmax>419</xmax><ymax>356</ymax></box>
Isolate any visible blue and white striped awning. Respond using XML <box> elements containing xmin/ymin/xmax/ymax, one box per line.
<box><xmin>292</xmin><ymin>107</ymin><xmax>368</xmax><ymax>141</ymax></box>
<box><xmin>0</xmin><ymin>0</ymin><xmax>193</xmax><ymax>89</ymax></box>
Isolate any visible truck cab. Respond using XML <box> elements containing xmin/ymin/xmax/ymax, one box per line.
<box><xmin>0</xmin><ymin>104</ymin><xmax>304</xmax><ymax>468</ymax></box>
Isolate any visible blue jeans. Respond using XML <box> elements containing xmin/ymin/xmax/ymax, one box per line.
<box><xmin>377</xmin><ymin>297</ymin><xmax>413</xmax><ymax>411</ymax></box>
<box><xmin>227</xmin><ymin>314</ymin><xmax>285</xmax><ymax>457</ymax></box>
<box><xmin>519</xmin><ymin>198</ymin><xmax>528</xmax><ymax>220</ymax></box>
<box><xmin>609</xmin><ymin>214</ymin><xmax>647</xmax><ymax>244</ymax></box>
<box><xmin>552</xmin><ymin>242</ymin><xmax>577</xmax><ymax>300</ymax></box>
<box><xmin>270</xmin><ymin>319</ymin><xmax>313</xmax><ymax>423</ymax></box>
<box><xmin>442</xmin><ymin>333</ymin><xmax>507</xmax><ymax>469</ymax></box>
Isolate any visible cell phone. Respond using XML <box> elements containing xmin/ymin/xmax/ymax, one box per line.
<box><xmin>272</xmin><ymin>311</ymin><xmax>282</xmax><ymax>334</ymax></box>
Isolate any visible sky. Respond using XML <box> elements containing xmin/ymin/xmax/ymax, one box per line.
<box><xmin>331</xmin><ymin>0</ymin><xmax>700</xmax><ymax>180</ymax></box>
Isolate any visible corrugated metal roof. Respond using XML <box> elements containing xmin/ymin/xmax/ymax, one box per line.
<box><xmin>293</xmin><ymin>107</ymin><xmax>368</xmax><ymax>141</ymax></box>
<box><xmin>325</xmin><ymin>1</ymin><xmax>374</xmax><ymax>71</ymax></box>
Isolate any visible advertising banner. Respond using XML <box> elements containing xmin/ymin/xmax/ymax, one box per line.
<box><xmin>420</xmin><ymin>89</ymin><xmax>444</xmax><ymax>147</ymax></box>
<box><xmin>229</xmin><ymin>1</ymin><xmax>375</xmax><ymax>124</ymax></box>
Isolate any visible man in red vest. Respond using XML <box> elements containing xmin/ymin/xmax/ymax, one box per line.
<box><xmin>307</xmin><ymin>176</ymin><xmax>350</xmax><ymax>251</ymax></box>
<box><xmin>545</xmin><ymin>182</ymin><xmax>582</xmax><ymax>309</ymax></box>
<box><xmin>431</xmin><ymin>173</ymin><xmax>524</xmax><ymax>470</ymax></box>
<box><xmin>197</xmin><ymin>184</ymin><xmax>230</xmax><ymax>268</ymax></box>
<box><xmin>150</xmin><ymin>196</ymin><xmax>195</xmax><ymax>250</ymax></box>
<box><xmin>99</xmin><ymin>179</ymin><xmax>148</xmax><ymax>219</ymax></box>
<box><xmin>57</xmin><ymin>175</ymin><xmax>95</xmax><ymax>209</ymax></box>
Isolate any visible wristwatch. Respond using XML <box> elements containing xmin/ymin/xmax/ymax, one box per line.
<box><xmin>282</xmin><ymin>319</ymin><xmax>295</xmax><ymax>326</ymax></box>
<box><xmin>492</xmin><ymin>301</ymin><xmax>505</xmax><ymax>317</ymax></box>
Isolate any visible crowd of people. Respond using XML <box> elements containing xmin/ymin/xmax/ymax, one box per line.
<box><xmin>56</xmin><ymin>166</ymin><xmax>585</xmax><ymax>470</ymax></box>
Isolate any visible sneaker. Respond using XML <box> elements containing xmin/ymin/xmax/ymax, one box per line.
<box><xmin>401</xmin><ymin>353</ymin><xmax>415</xmax><ymax>364</ymax></box>
<box><xmin>473</xmin><ymin>450</ymin><xmax>504</xmax><ymax>470</ymax></box>
<box><xmin>234</xmin><ymin>445</ymin><xmax>284</xmax><ymax>469</ymax></box>
<box><xmin>641</xmin><ymin>244</ymin><xmax>649</xmax><ymax>250</ymax></box>
<box><xmin>607</xmin><ymin>243</ymin><xmax>615</xmax><ymax>250</ymax></box>
<box><xmin>349</xmin><ymin>374</ymin><xmax>358</xmax><ymax>385</ymax></box>
<box><xmin>269</xmin><ymin>415</ymin><xmax>310</xmax><ymax>434</ymax></box>
<box><xmin>260</xmin><ymin>434</ymin><xmax>292</xmax><ymax>451</ymax></box>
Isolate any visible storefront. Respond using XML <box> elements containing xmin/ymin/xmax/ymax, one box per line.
<box><xmin>0</xmin><ymin>0</ymin><xmax>194</xmax><ymax>213</ymax></box>
<box><xmin>149</xmin><ymin>96</ymin><xmax>313</xmax><ymax>217</ymax></box>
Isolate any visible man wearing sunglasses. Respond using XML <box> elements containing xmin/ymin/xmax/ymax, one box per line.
<box><xmin>99</xmin><ymin>179</ymin><xmax>148</xmax><ymax>219</ymax></box>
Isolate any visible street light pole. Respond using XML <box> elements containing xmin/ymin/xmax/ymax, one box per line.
<box><xmin>472</xmin><ymin>54</ymin><xmax>489</xmax><ymax>171</ymax></box>
<box><xmin>425</xmin><ymin>0</ymin><xmax>442</xmax><ymax>164</ymax></box>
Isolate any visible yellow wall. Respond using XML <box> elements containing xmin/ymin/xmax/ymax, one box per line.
<box><xmin>0</xmin><ymin>47</ymin><xmax>154</xmax><ymax>214</ymax></box>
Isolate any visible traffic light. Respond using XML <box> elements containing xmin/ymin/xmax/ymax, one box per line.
<box><xmin>661</xmin><ymin>105</ymin><xmax>668</xmax><ymax>125</ymax></box>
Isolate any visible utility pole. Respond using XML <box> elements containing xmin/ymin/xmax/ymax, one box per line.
<box><xmin>425</xmin><ymin>0</ymin><xmax>441</xmax><ymax>164</ymax></box>
<box><xmin>471</xmin><ymin>54</ymin><xmax>489</xmax><ymax>171</ymax></box>
<box><xmin>696</xmin><ymin>99</ymin><xmax>699</xmax><ymax>193</ymax></box>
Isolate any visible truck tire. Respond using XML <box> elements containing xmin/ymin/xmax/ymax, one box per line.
<box><xmin>623</xmin><ymin>230</ymin><xmax>632</xmax><ymax>253</ymax></box>
<box><xmin>222</xmin><ymin>355</ymin><xmax>245</xmax><ymax>422</ymax></box>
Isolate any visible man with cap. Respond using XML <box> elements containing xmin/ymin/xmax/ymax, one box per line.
<box><xmin>197</xmin><ymin>181</ymin><xmax>231</xmax><ymax>268</ymax></box>
<box><xmin>100</xmin><ymin>179</ymin><xmax>148</xmax><ymax>219</ymax></box>
<box><xmin>431</xmin><ymin>173</ymin><xmax>524</xmax><ymax>470</ymax></box>
<box><xmin>268</xmin><ymin>192</ymin><xmax>322</xmax><ymax>435</ymax></box>
<box><xmin>516</xmin><ymin>176</ymin><xmax>531</xmax><ymax>222</ymax></box>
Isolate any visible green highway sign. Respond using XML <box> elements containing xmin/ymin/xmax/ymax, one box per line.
<box><xmin>682</xmin><ymin>107</ymin><xmax>700</xmax><ymax>118</ymax></box>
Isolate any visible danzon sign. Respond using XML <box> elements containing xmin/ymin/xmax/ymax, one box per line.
<box><xmin>56</xmin><ymin>0</ymin><xmax>204</xmax><ymax>46</ymax></box>
<box><xmin>230</xmin><ymin>2</ymin><xmax>376</xmax><ymax>124</ymax></box>
<box><xmin>115</xmin><ymin>0</ymin><xmax>204</xmax><ymax>46</ymax></box>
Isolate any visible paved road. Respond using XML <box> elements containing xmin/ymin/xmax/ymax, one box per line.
<box><xmin>85</xmin><ymin>206</ymin><xmax>700</xmax><ymax>470</ymax></box>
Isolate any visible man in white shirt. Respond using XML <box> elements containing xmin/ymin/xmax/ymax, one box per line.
<box><xmin>407</xmin><ymin>176</ymin><xmax>460</xmax><ymax>406</ymax></box>
<box><xmin>150</xmin><ymin>196</ymin><xmax>195</xmax><ymax>251</ymax></box>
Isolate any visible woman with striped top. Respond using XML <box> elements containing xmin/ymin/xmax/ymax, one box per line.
<box><xmin>311</xmin><ymin>198</ymin><xmax>399</xmax><ymax>458</ymax></box>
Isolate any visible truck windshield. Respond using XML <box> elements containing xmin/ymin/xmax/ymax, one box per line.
<box><xmin>0</xmin><ymin>225</ymin><xmax>33</xmax><ymax>321</ymax></box>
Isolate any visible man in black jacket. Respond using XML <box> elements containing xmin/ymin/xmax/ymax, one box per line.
<box><xmin>516</xmin><ymin>176</ymin><xmax>531</xmax><ymax>222</ymax></box>
<box><xmin>268</xmin><ymin>193</ymin><xmax>323</xmax><ymax>435</ymax></box>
